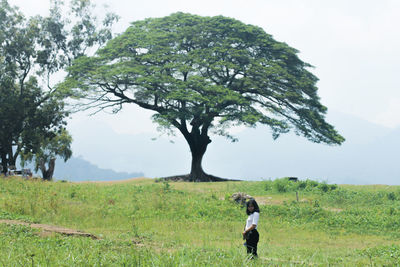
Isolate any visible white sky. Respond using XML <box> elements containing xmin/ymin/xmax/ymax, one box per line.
<box><xmin>8</xmin><ymin>0</ymin><xmax>400</xmax><ymax>134</ymax></box>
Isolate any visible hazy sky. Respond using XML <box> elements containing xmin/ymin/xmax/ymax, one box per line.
<box><xmin>6</xmin><ymin>0</ymin><xmax>400</xmax><ymax>183</ymax></box>
<box><xmin>8</xmin><ymin>0</ymin><xmax>400</xmax><ymax>136</ymax></box>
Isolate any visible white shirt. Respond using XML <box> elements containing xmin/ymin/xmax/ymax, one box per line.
<box><xmin>245</xmin><ymin>212</ymin><xmax>259</xmax><ymax>230</ymax></box>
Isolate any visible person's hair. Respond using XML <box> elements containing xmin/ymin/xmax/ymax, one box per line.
<box><xmin>246</xmin><ymin>198</ymin><xmax>260</xmax><ymax>215</ymax></box>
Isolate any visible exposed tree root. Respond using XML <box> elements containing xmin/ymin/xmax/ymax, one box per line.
<box><xmin>158</xmin><ymin>174</ymin><xmax>241</xmax><ymax>182</ymax></box>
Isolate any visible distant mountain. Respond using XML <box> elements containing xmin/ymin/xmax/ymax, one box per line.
<box><xmin>52</xmin><ymin>156</ymin><xmax>144</xmax><ymax>182</ymax></box>
<box><xmin>204</xmin><ymin>111</ymin><xmax>399</xmax><ymax>184</ymax></box>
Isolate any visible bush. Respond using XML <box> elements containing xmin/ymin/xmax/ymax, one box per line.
<box><xmin>264</xmin><ymin>180</ymin><xmax>273</xmax><ymax>191</ymax></box>
<box><xmin>306</xmin><ymin>180</ymin><xmax>319</xmax><ymax>188</ymax></box>
<box><xmin>318</xmin><ymin>182</ymin><xmax>330</xmax><ymax>193</ymax></box>
<box><xmin>274</xmin><ymin>179</ymin><xmax>289</xmax><ymax>193</ymax></box>
<box><xmin>298</xmin><ymin>181</ymin><xmax>307</xmax><ymax>190</ymax></box>
<box><xmin>387</xmin><ymin>192</ymin><xmax>396</xmax><ymax>201</ymax></box>
<box><xmin>265</xmin><ymin>178</ymin><xmax>337</xmax><ymax>194</ymax></box>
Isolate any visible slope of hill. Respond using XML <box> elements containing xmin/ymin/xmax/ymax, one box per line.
<box><xmin>49</xmin><ymin>156</ymin><xmax>143</xmax><ymax>181</ymax></box>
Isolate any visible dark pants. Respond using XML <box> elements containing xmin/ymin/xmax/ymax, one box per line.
<box><xmin>245</xmin><ymin>229</ymin><xmax>259</xmax><ymax>257</ymax></box>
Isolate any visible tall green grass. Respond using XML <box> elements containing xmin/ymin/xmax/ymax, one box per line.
<box><xmin>1</xmin><ymin>177</ymin><xmax>400</xmax><ymax>266</ymax></box>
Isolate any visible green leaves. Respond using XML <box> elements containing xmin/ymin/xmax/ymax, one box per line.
<box><xmin>62</xmin><ymin>12</ymin><xmax>344</xmax><ymax>177</ymax></box>
<box><xmin>20</xmin><ymin>128</ymin><xmax>72</xmax><ymax>180</ymax></box>
<box><xmin>0</xmin><ymin>0</ymin><xmax>118</xmax><ymax>174</ymax></box>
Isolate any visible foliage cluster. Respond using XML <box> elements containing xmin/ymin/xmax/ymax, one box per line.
<box><xmin>0</xmin><ymin>0</ymin><xmax>117</xmax><ymax>179</ymax></box>
<box><xmin>264</xmin><ymin>177</ymin><xmax>338</xmax><ymax>193</ymax></box>
<box><xmin>62</xmin><ymin>12</ymin><xmax>344</xmax><ymax>181</ymax></box>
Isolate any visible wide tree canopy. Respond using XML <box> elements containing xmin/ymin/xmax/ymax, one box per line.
<box><xmin>63</xmin><ymin>12</ymin><xmax>345</xmax><ymax>181</ymax></box>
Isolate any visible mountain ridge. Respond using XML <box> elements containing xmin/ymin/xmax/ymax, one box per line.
<box><xmin>24</xmin><ymin>156</ymin><xmax>144</xmax><ymax>182</ymax></box>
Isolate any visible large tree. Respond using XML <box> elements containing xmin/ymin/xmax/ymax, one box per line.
<box><xmin>0</xmin><ymin>0</ymin><xmax>118</xmax><ymax>175</ymax></box>
<box><xmin>0</xmin><ymin>75</ymin><xmax>67</xmax><ymax>174</ymax></box>
<box><xmin>62</xmin><ymin>13</ymin><xmax>345</xmax><ymax>182</ymax></box>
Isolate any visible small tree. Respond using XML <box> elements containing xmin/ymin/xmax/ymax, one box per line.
<box><xmin>62</xmin><ymin>13</ymin><xmax>345</xmax><ymax>181</ymax></box>
<box><xmin>21</xmin><ymin>129</ymin><xmax>72</xmax><ymax>180</ymax></box>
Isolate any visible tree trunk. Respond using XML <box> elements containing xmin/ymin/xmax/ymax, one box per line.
<box><xmin>184</xmin><ymin>128</ymin><xmax>216</xmax><ymax>181</ymax></box>
<box><xmin>0</xmin><ymin>143</ymin><xmax>16</xmax><ymax>175</ymax></box>
<box><xmin>186</xmin><ymin>142</ymin><xmax>229</xmax><ymax>182</ymax></box>
<box><xmin>8</xmin><ymin>154</ymin><xmax>17</xmax><ymax>170</ymax></box>
<box><xmin>1</xmin><ymin>152</ymin><xmax>7</xmax><ymax>175</ymax></box>
<box><xmin>164</xmin><ymin>122</ymin><xmax>232</xmax><ymax>182</ymax></box>
<box><xmin>189</xmin><ymin>147</ymin><xmax>209</xmax><ymax>181</ymax></box>
<box><xmin>40</xmin><ymin>158</ymin><xmax>56</xmax><ymax>181</ymax></box>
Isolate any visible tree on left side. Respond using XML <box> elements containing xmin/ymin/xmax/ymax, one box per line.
<box><xmin>0</xmin><ymin>0</ymin><xmax>118</xmax><ymax>177</ymax></box>
<box><xmin>20</xmin><ymin>129</ymin><xmax>72</xmax><ymax>180</ymax></box>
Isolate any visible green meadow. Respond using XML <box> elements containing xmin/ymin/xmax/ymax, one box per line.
<box><xmin>1</xmin><ymin>177</ymin><xmax>400</xmax><ymax>266</ymax></box>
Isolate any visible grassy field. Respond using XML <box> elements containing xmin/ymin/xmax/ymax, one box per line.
<box><xmin>1</xmin><ymin>176</ymin><xmax>400</xmax><ymax>266</ymax></box>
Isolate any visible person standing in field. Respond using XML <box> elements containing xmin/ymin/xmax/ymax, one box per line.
<box><xmin>242</xmin><ymin>198</ymin><xmax>260</xmax><ymax>258</ymax></box>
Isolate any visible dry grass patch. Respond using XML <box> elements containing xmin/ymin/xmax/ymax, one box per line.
<box><xmin>74</xmin><ymin>177</ymin><xmax>151</xmax><ymax>185</ymax></box>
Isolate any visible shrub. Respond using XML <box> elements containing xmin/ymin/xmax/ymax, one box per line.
<box><xmin>318</xmin><ymin>182</ymin><xmax>330</xmax><ymax>193</ymax></box>
<box><xmin>265</xmin><ymin>178</ymin><xmax>337</xmax><ymax>194</ymax></box>
<box><xmin>306</xmin><ymin>180</ymin><xmax>319</xmax><ymax>188</ymax></box>
<box><xmin>264</xmin><ymin>180</ymin><xmax>273</xmax><ymax>191</ymax></box>
<box><xmin>298</xmin><ymin>181</ymin><xmax>307</xmax><ymax>190</ymax></box>
<box><xmin>274</xmin><ymin>179</ymin><xmax>289</xmax><ymax>192</ymax></box>
<box><xmin>387</xmin><ymin>192</ymin><xmax>396</xmax><ymax>201</ymax></box>
<box><xmin>330</xmin><ymin>184</ymin><xmax>338</xmax><ymax>191</ymax></box>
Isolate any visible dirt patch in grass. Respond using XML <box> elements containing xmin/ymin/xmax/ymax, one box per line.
<box><xmin>0</xmin><ymin>219</ymin><xmax>99</xmax><ymax>239</ymax></box>
<box><xmin>75</xmin><ymin>177</ymin><xmax>150</xmax><ymax>185</ymax></box>
<box><xmin>254</xmin><ymin>196</ymin><xmax>284</xmax><ymax>205</ymax></box>
<box><xmin>323</xmin><ymin>207</ymin><xmax>344</xmax><ymax>213</ymax></box>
